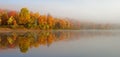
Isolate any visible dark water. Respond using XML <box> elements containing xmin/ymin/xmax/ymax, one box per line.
<box><xmin>0</xmin><ymin>30</ymin><xmax>120</xmax><ymax>57</ymax></box>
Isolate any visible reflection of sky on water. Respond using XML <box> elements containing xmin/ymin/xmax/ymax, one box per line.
<box><xmin>0</xmin><ymin>30</ymin><xmax>120</xmax><ymax>57</ymax></box>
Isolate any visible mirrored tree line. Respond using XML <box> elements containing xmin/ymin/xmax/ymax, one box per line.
<box><xmin>0</xmin><ymin>31</ymin><xmax>112</xmax><ymax>53</ymax></box>
<box><xmin>0</xmin><ymin>31</ymin><xmax>73</xmax><ymax>53</ymax></box>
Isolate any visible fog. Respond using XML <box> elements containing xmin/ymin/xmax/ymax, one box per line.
<box><xmin>0</xmin><ymin>0</ymin><xmax>120</xmax><ymax>24</ymax></box>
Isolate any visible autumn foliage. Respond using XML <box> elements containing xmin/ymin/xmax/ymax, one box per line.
<box><xmin>0</xmin><ymin>8</ymin><xmax>71</xmax><ymax>30</ymax></box>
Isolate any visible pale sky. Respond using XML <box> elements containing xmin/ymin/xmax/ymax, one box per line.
<box><xmin>0</xmin><ymin>0</ymin><xmax>120</xmax><ymax>24</ymax></box>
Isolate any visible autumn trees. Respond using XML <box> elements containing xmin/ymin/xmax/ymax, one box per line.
<box><xmin>0</xmin><ymin>8</ymin><xmax>72</xmax><ymax>30</ymax></box>
<box><xmin>53</xmin><ymin>19</ymin><xmax>71</xmax><ymax>29</ymax></box>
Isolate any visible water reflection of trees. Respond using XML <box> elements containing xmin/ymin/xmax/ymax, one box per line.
<box><xmin>0</xmin><ymin>30</ymin><xmax>115</xmax><ymax>53</ymax></box>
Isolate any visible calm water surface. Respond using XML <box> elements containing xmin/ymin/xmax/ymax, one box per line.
<box><xmin>0</xmin><ymin>30</ymin><xmax>120</xmax><ymax>57</ymax></box>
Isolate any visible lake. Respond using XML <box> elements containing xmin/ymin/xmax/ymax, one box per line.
<box><xmin>0</xmin><ymin>30</ymin><xmax>120</xmax><ymax>57</ymax></box>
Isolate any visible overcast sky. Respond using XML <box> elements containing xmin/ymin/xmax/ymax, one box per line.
<box><xmin>0</xmin><ymin>0</ymin><xmax>120</xmax><ymax>24</ymax></box>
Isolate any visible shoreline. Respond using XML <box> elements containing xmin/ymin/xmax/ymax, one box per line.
<box><xmin>0</xmin><ymin>28</ymin><xmax>118</xmax><ymax>33</ymax></box>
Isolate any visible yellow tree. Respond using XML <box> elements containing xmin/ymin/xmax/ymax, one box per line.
<box><xmin>19</xmin><ymin>8</ymin><xmax>30</xmax><ymax>25</ymax></box>
<box><xmin>7</xmin><ymin>16</ymin><xmax>14</xmax><ymax>25</ymax></box>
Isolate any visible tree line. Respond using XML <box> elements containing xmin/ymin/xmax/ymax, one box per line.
<box><xmin>0</xmin><ymin>8</ymin><xmax>71</xmax><ymax>30</ymax></box>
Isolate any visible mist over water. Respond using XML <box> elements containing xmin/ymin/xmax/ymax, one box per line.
<box><xmin>0</xmin><ymin>0</ymin><xmax>120</xmax><ymax>24</ymax></box>
<box><xmin>0</xmin><ymin>0</ymin><xmax>120</xmax><ymax>57</ymax></box>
